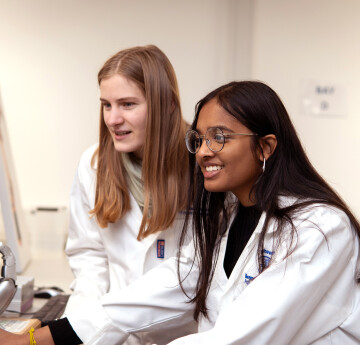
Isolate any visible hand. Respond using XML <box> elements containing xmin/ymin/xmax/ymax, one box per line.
<box><xmin>0</xmin><ymin>328</ymin><xmax>28</xmax><ymax>345</ymax></box>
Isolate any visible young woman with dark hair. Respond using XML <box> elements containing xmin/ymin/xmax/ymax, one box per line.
<box><xmin>172</xmin><ymin>80</ymin><xmax>360</xmax><ymax>343</ymax></box>
<box><xmin>1</xmin><ymin>81</ymin><xmax>359</xmax><ymax>344</ymax></box>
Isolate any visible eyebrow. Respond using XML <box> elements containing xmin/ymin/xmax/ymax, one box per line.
<box><xmin>195</xmin><ymin>125</ymin><xmax>235</xmax><ymax>133</ymax></box>
<box><xmin>99</xmin><ymin>97</ymin><xmax>139</xmax><ymax>103</ymax></box>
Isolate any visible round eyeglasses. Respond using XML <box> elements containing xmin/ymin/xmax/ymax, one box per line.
<box><xmin>185</xmin><ymin>127</ymin><xmax>258</xmax><ymax>154</ymax></box>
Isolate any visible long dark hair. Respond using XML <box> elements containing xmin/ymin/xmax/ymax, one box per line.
<box><xmin>179</xmin><ymin>81</ymin><xmax>360</xmax><ymax>320</ymax></box>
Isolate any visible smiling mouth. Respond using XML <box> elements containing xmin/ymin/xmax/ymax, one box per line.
<box><xmin>114</xmin><ymin>130</ymin><xmax>131</xmax><ymax>136</ymax></box>
<box><xmin>205</xmin><ymin>165</ymin><xmax>223</xmax><ymax>172</ymax></box>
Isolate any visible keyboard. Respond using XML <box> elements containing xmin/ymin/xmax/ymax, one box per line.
<box><xmin>32</xmin><ymin>294</ymin><xmax>70</xmax><ymax>325</ymax></box>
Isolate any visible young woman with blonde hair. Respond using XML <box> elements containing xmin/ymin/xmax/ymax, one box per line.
<box><xmin>0</xmin><ymin>44</ymin><xmax>195</xmax><ymax>345</ymax></box>
<box><xmin>61</xmin><ymin>44</ymin><xmax>194</xmax><ymax>344</ymax></box>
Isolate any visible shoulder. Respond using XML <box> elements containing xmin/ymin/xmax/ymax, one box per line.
<box><xmin>296</xmin><ymin>203</ymin><xmax>351</xmax><ymax>233</ymax></box>
<box><xmin>276</xmin><ymin>196</ymin><xmax>355</xmax><ymax>246</ymax></box>
<box><xmin>269</xmin><ymin>199</ymin><xmax>358</xmax><ymax>270</ymax></box>
<box><xmin>79</xmin><ymin>143</ymin><xmax>98</xmax><ymax>165</ymax></box>
<box><xmin>77</xmin><ymin>144</ymin><xmax>98</xmax><ymax>171</ymax></box>
<box><xmin>76</xmin><ymin>144</ymin><xmax>98</xmax><ymax>183</ymax></box>
<box><xmin>278</xmin><ymin>196</ymin><xmax>352</xmax><ymax>229</ymax></box>
<box><xmin>288</xmin><ymin>202</ymin><xmax>356</xmax><ymax>257</ymax></box>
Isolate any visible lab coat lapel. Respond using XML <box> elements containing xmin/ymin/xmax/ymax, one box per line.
<box><xmin>221</xmin><ymin>212</ymin><xmax>267</xmax><ymax>299</ymax></box>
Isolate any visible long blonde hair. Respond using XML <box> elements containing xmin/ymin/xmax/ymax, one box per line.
<box><xmin>90</xmin><ymin>45</ymin><xmax>188</xmax><ymax>239</ymax></box>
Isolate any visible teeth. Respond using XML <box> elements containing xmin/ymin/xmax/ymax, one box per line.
<box><xmin>206</xmin><ymin>166</ymin><xmax>222</xmax><ymax>172</ymax></box>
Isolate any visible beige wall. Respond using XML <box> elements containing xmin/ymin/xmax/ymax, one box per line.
<box><xmin>251</xmin><ymin>0</ymin><xmax>360</xmax><ymax>217</ymax></box>
<box><xmin>0</xmin><ymin>0</ymin><xmax>252</xmax><ymax>209</ymax></box>
<box><xmin>1</xmin><ymin>0</ymin><xmax>358</xmax><ymax>219</ymax></box>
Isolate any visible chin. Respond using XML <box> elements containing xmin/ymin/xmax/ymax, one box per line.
<box><xmin>112</xmin><ymin>142</ymin><xmax>132</xmax><ymax>153</ymax></box>
<box><xmin>112</xmin><ymin>142</ymin><xmax>143</xmax><ymax>158</ymax></box>
<box><xmin>203</xmin><ymin>181</ymin><xmax>225</xmax><ymax>193</ymax></box>
<box><xmin>113</xmin><ymin>144</ymin><xmax>127</xmax><ymax>153</ymax></box>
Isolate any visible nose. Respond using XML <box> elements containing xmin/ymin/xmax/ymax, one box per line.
<box><xmin>196</xmin><ymin>138</ymin><xmax>215</xmax><ymax>158</ymax></box>
<box><xmin>105</xmin><ymin>106</ymin><xmax>124</xmax><ymax>127</ymax></box>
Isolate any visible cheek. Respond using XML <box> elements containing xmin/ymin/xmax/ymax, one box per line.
<box><xmin>140</xmin><ymin>119</ymin><xmax>147</xmax><ymax>133</ymax></box>
<box><xmin>229</xmin><ymin>150</ymin><xmax>259</xmax><ymax>180</ymax></box>
<box><xmin>130</xmin><ymin>118</ymin><xmax>145</xmax><ymax>139</ymax></box>
<box><xmin>137</xmin><ymin>106</ymin><xmax>147</xmax><ymax>131</ymax></box>
<box><xmin>134</xmin><ymin>114</ymin><xmax>147</xmax><ymax>144</ymax></box>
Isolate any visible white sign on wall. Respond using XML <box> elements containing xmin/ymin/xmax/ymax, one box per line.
<box><xmin>300</xmin><ymin>80</ymin><xmax>347</xmax><ymax>117</ymax></box>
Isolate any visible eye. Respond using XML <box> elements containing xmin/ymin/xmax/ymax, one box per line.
<box><xmin>213</xmin><ymin>133</ymin><xmax>224</xmax><ymax>144</ymax></box>
<box><xmin>213</xmin><ymin>133</ymin><xmax>224</xmax><ymax>143</ymax></box>
<box><xmin>102</xmin><ymin>102</ymin><xmax>111</xmax><ymax>110</ymax></box>
<box><xmin>122</xmin><ymin>102</ymin><xmax>136</xmax><ymax>108</ymax></box>
<box><xmin>207</xmin><ymin>128</ymin><xmax>224</xmax><ymax>144</ymax></box>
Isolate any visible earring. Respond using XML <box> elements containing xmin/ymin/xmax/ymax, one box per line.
<box><xmin>262</xmin><ymin>157</ymin><xmax>266</xmax><ymax>173</ymax></box>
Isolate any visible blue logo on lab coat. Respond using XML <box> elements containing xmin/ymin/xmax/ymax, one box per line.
<box><xmin>245</xmin><ymin>273</ymin><xmax>254</xmax><ymax>285</ymax></box>
<box><xmin>262</xmin><ymin>248</ymin><xmax>274</xmax><ymax>267</ymax></box>
<box><xmin>157</xmin><ymin>239</ymin><xmax>165</xmax><ymax>258</ymax></box>
<box><xmin>245</xmin><ymin>249</ymin><xmax>274</xmax><ymax>284</ymax></box>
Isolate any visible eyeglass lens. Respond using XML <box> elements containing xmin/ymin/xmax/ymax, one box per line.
<box><xmin>185</xmin><ymin>128</ymin><xmax>225</xmax><ymax>153</ymax></box>
<box><xmin>185</xmin><ymin>130</ymin><xmax>201</xmax><ymax>153</ymax></box>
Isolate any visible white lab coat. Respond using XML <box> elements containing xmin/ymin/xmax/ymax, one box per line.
<box><xmin>168</xmin><ymin>202</ymin><xmax>360</xmax><ymax>344</ymax></box>
<box><xmin>64</xmin><ymin>144</ymin><xmax>196</xmax><ymax>345</ymax></box>
<box><xmin>67</xmin><ymin>196</ymin><xmax>360</xmax><ymax>344</ymax></box>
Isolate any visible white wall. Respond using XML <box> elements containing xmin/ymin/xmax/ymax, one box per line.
<box><xmin>2</xmin><ymin>0</ymin><xmax>357</xmax><ymax>222</ymax></box>
<box><xmin>0</xmin><ymin>0</ymin><xmax>252</xmax><ymax>210</ymax></box>
<box><xmin>251</xmin><ymin>0</ymin><xmax>360</xmax><ymax>217</ymax></box>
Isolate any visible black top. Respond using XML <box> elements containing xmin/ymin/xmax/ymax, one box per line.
<box><xmin>47</xmin><ymin>318</ymin><xmax>82</xmax><ymax>345</ymax></box>
<box><xmin>223</xmin><ymin>204</ymin><xmax>262</xmax><ymax>278</ymax></box>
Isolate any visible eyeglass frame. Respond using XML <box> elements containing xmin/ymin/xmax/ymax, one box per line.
<box><xmin>185</xmin><ymin>127</ymin><xmax>258</xmax><ymax>154</ymax></box>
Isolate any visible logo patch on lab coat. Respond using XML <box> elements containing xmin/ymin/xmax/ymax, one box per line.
<box><xmin>157</xmin><ymin>239</ymin><xmax>165</xmax><ymax>258</ymax></box>
<box><xmin>245</xmin><ymin>249</ymin><xmax>274</xmax><ymax>285</ymax></box>
<box><xmin>262</xmin><ymin>248</ymin><xmax>274</xmax><ymax>268</ymax></box>
<box><xmin>244</xmin><ymin>273</ymin><xmax>254</xmax><ymax>285</ymax></box>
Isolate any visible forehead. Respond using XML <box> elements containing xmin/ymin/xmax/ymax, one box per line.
<box><xmin>100</xmin><ymin>74</ymin><xmax>144</xmax><ymax>98</ymax></box>
<box><xmin>197</xmin><ymin>98</ymin><xmax>248</xmax><ymax>133</ymax></box>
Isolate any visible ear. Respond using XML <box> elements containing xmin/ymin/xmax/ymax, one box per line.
<box><xmin>258</xmin><ymin>134</ymin><xmax>277</xmax><ymax>161</ymax></box>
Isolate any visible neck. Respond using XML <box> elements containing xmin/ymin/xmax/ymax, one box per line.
<box><xmin>233</xmin><ymin>192</ymin><xmax>255</xmax><ymax>207</ymax></box>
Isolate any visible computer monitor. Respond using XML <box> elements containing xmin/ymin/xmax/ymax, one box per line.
<box><xmin>0</xmin><ymin>90</ymin><xmax>31</xmax><ymax>273</ymax></box>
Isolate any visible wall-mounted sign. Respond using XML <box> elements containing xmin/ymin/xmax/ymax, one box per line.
<box><xmin>300</xmin><ymin>80</ymin><xmax>347</xmax><ymax>117</ymax></box>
